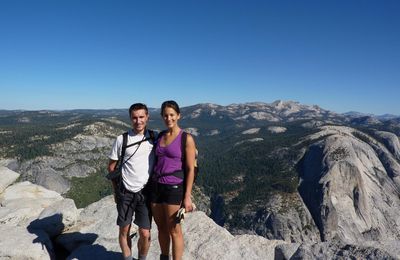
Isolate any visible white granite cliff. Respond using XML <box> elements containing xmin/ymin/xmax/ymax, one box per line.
<box><xmin>0</xmin><ymin>166</ymin><xmax>285</xmax><ymax>259</ymax></box>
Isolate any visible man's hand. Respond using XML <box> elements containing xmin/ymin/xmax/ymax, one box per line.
<box><xmin>113</xmin><ymin>192</ymin><xmax>118</xmax><ymax>203</ymax></box>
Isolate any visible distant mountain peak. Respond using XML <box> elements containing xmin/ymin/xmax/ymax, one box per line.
<box><xmin>199</xmin><ymin>103</ymin><xmax>220</xmax><ymax>109</ymax></box>
<box><xmin>342</xmin><ymin>111</ymin><xmax>374</xmax><ymax>118</ymax></box>
<box><xmin>271</xmin><ymin>99</ymin><xmax>299</xmax><ymax>105</ymax></box>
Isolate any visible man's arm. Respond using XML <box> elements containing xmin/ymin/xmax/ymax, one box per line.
<box><xmin>108</xmin><ymin>159</ymin><xmax>118</xmax><ymax>173</ymax></box>
<box><xmin>108</xmin><ymin>159</ymin><xmax>119</xmax><ymax>202</ymax></box>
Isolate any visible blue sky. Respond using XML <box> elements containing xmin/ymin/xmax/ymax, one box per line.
<box><xmin>0</xmin><ymin>0</ymin><xmax>399</xmax><ymax>115</ymax></box>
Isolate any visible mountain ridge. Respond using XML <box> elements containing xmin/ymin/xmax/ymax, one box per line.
<box><xmin>1</xmin><ymin>100</ymin><xmax>399</xmax><ymax>118</ymax></box>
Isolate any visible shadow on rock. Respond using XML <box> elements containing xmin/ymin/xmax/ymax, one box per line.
<box><xmin>28</xmin><ymin>213</ymin><xmax>65</xmax><ymax>237</ymax></box>
<box><xmin>55</xmin><ymin>231</ymin><xmax>99</xmax><ymax>259</ymax></box>
<box><xmin>66</xmin><ymin>244</ymin><xmax>121</xmax><ymax>260</ymax></box>
<box><xmin>27</xmin><ymin>214</ymin><xmax>119</xmax><ymax>259</ymax></box>
<box><xmin>27</xmin><ymin>213</ymin><xmax>66</xmax><ymax>259</ymax></box>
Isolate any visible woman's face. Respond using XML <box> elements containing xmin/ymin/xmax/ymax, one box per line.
<box><xmin>162</xmin><ymin>106</ymin><xmax>180</xmax><ymax>128</ymax></box>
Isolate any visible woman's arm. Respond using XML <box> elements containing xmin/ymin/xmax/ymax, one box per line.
<box><xmin>183</xmin><ymin>133</ymin><xmax>196</xmax><ymax>212</ymax></box>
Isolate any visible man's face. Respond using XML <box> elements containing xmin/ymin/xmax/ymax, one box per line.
<box><xmin>130</xmin><ymin>109</ymin><xmax>149</xmax><ymax>134</ymax></box>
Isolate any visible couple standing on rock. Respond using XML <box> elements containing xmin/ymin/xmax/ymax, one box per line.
<box><xmin>107</xmin><ymin>101</ymin><xmax>197</xmax><ymax>260</ymax></box>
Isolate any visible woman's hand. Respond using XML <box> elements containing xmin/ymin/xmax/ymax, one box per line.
<box><xmin>183</xmin><ymin>196</ymin><xmax>193</xmax><ymax>212</ymax></box>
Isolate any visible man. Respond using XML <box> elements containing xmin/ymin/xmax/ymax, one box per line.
<box><xmin>108</xmin><ymin>103</ymin><xmax>156</xmax><ymax>260</ymax></box>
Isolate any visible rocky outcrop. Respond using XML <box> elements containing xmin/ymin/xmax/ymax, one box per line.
<box><xmin>0</xmin><ymin>169</ymin><xmax>74</xmax><ymax>259</ymax></box>
<box><xmin>276</xmin><ymin>240</ymin><xmax>400</xmax><ymax>259</ymax></box>
<box><xmin>0</xmin><ymin>168</ymin><xmax>287</xmax><ymax>259</ymax></box>
<box><xmin>15</xmin><ymin>123</ymin><xmax>117</xmax><ymax>194</ymax></box>
<box><xmin>375</xmin><ymin>131</ymin><xmax>400</xmax><ymax>161</ymax></box>
<box><xmin>242</xmin><ymin>128</ymin><xmax>260</xmax><ymax>134</ymax></box>
<box><xmin>0</xmin><ymin>181</ymin><xmax>64</xmax><ymax>227</ymax></box>
<box><xmin>0</xmin><ymin>166</ymin><xmax>19</xmax><ymax>192</ymax></box>
<box><xmin>245</xmin><ymin>193</ymin><xmax>320</xmax><ymax>243</ymax></box>
<box><xmin>267</xmin><ymin>126</ymin><xmax>287</xmax><ymax>133</ymax></box>
<box><xmin>59</xmin><ymin>196</ymin><xmax>287</xmax><ymax>259</ymax></box>
<box><xmin>234</xmin><ymin>138</ymin><xmax>264</xmax><ymax>146</ymax></box>
<box><xmin>298</xmin><ymin>126</ymin><xmax>400</xmax><ymax>243</ymax></box>
<box><xmin>1</xmin><ymin>167</ymin><xmax>400</xmax><ymax>259</ymax></box>
<box><xmin>206</xmin><ymin>129</ymin><xmax>220</xmax><ymax>136</ymax></box>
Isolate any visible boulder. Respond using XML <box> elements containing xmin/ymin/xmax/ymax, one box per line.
<box><xmin>0</xmin><ymin>166</ymin><xmax>19</xmax><ymax>193</ymax></box>
<box><xmin>0</xmin><ymin>181</ymin><xmax>63</xmax><ymax>227</ymax></box>
<box><xmin>33</xmin><ymin>198</ymin><xmax>79</xmax><ymax>237</ymax></box>
<box><xmin>56</xmin><ymin>196</ymin><xmax>120</xmax><ymax>253</ymax></box>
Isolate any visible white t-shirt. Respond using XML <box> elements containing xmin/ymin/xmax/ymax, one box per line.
<box><xmin>109</xmin><ymin>129</ymin><xmax>156</xmax><ymax>193</ymax></box>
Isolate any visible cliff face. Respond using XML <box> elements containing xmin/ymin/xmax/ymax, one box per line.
<box><xmin>1</xmin><ymin>165</ymin><xmax>400</xmax><ymax>259</ymax></box>
<box><xmin>14</xmin><ymin>133</ymin><xmax>115</xmax><ymax>194</ymax></box>
<box><xmin>237</xmin><ymin>192</ymin><xmax>321</xmax><ymax>243</ymax></box>
<box><xmin>298</xmin><ymin>126</ymin><xmax>400</xmax><ymax>243</ymax></box>
<box><xmin>223</xmin><ymin>125</ymin><xmax>400</xmax><ymax>245</ymax></box>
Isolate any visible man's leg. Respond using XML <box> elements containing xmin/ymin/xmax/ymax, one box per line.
<box><xmin>137</xmin><ymin>227</ymin><xmax>151</xmax><ymax>259</ymax></box>
<box><xmin>119</xmin><ymin>224</ymin><xmax>132</xmax><ymax>258</ymax></box>
<box><xmin>116</xmin><ymin>191</ymin><xmax>136</xmax><ymax>259</ymax></box>
<box><xmin>134</xmin><ymin>192</ymin><xmax>153</xmax><ymax>259</ymax></box>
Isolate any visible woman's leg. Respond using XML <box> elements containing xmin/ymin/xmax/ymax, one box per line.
<box><xmin>165</xmin><ymin>204</ymin><xmax>183</xmax><ymax>260</ymax></box>
<box><xmin>151</xmin><ymin>203</ymin><xmax>170</xmax><ymax>256</ymax></box>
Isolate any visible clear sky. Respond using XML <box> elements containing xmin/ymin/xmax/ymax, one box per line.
<box><xmin>0</xmin><ymin>0</ymin><xmax>399</xmax><ymax>115</ymax></box>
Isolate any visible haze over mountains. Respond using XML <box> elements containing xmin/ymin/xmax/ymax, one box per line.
<box><xmin>1</xmin><ymin>100</ymin><xmax>400</xmax><ymax>259</ymax></box>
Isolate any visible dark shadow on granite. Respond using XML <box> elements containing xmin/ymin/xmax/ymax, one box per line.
<box><xmin>27</xmin><ymin>214</ymin><xmax>65</xmax><ymax>259</ymax></box>
<box><xmin>27</xmin><ymin>213</ymin><xmax>120</xmax><ymax>259</ymax></box>
<box><xmin>66</xmin><ymin>244</ymin><xmax>122</xmax><ymax>260</ymax></box>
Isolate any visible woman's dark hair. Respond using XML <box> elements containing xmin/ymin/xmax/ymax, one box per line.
<box><xmin>161</xmin><ymin>100</ymin><xmax>180</xmax><ymax>115</ymax></box>
<box><xmin>129</xmin><ymin>103</ymin><xmax>148</xmax><ymax>116</ymax></box>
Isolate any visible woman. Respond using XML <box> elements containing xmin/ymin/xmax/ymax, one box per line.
<box><xmin>151</xmin><ymin>100</ymin><xmax>196</xmax><ymax>260</ymax></box>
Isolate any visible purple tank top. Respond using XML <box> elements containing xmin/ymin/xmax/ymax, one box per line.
<box><xmin>153</xmin><ymin>130</ymin><xmax>183</xmax><ymax>184</ymax></box>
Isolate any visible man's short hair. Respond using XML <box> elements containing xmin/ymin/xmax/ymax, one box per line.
<box><xmin>129</xmin><ymin>103</ymin><xmax>149</xmax><ymax>116</ymax></box>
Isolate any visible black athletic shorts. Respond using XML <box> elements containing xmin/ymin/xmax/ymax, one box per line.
<box><xmin>150</xmin><ymin>181</ymin><xmax>184</xmax><ymax>205</ymax></box>
<box><xmin>116</xmin><ymin>184</ymin><xmax>152</xmax><ymax>228</ymax></box>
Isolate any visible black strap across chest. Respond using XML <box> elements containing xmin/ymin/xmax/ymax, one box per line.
<box><xmin>119</xmin><ymin>129</ymin><xmax>155</xmax><ymax>166</ymax></box>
